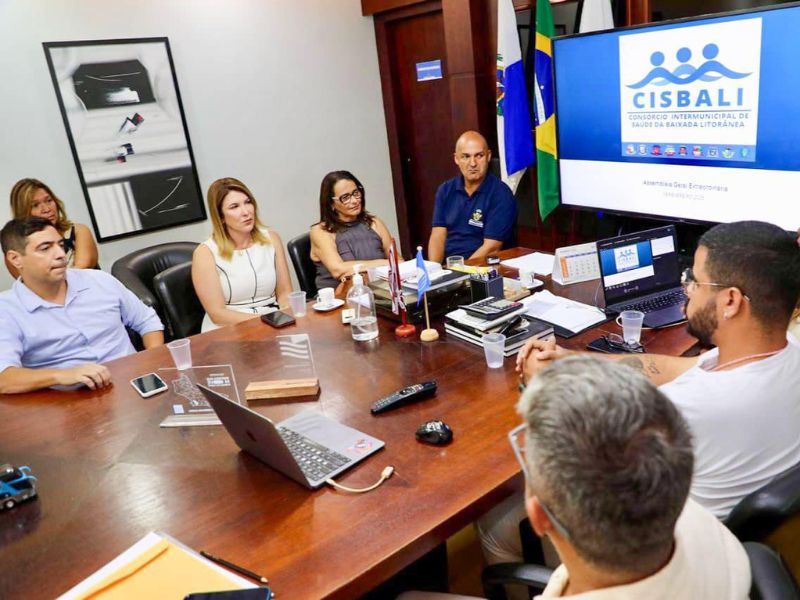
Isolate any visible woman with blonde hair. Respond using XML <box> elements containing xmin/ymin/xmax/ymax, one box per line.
<box><xmin>6</xmin><ymin>178</ymin><xmax>98</xmax><ymax>277</ymax></box>
<box><xmin>192</xmin><ymin>177</ymin><xmax>292</xmax><ymax>332</ymax></box>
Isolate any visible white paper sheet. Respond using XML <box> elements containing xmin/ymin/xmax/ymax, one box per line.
<box><xmin>500</xmin><ymin>252</ymin><xmax>555</xmax><ymax>275</ymax></box>
<box><xmin>521</xmin><ymin>290</ymin><xmax>606</xmax><ymax>333</ymax></box>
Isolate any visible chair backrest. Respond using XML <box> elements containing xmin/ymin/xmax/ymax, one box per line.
<box><xmin>287</xmin><ymin>233</ymin><xmax>317</xmax><ymax>297</ymax></box>
<box><xmin>745</xmin><ymin>542</ymin><xmax>800</xmax><ymax>600</ymax></box>
<box><xmin>153</xmin><ymin>262</ymin><xmax>205</xmax><ymax>340</ymax></box>
<box><xmin>725</xmin><ymin>462</ymin><xmax>800</xmax><ymax>542</ymax></box>
<box><xmin>111</xmin><ymin>242</ymin><xmax>199</xmax><ymax>311</ymax></box>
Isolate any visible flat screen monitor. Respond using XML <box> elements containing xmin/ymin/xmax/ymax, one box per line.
<box><xmin>552</xmin><ymin>3</ymin><xmax>800</xmax><ymax>231</ymax></box>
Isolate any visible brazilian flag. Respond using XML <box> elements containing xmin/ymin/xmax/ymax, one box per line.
<box><xmin>534</xmin><ymin>0</ymin><xmax>559</xmax><ymax>222</ymax></box>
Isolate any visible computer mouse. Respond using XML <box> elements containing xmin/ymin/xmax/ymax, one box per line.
<box><xmin>416</xmin><ymin>420</ymin><xmax>453</xmax><ymax>445</ymax></box>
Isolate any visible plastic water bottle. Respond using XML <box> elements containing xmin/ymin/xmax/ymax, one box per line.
<box><xmin>346</xmin><ymin>264</ymin><xmax>379</xmax><ymax>341</ymax></box>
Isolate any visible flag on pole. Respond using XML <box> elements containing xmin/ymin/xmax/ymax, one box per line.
<box><xmin>387</xmin><ymin>239</ymin><xmax>405</xmax><ymax>315</ymax></box>
<box><xmin>415</xmin><ymin>247</ymin><xmax>430</xmax><ymax>306</ymax></box>
<box><xmin>534</xmin><ymin>0</ymin><xmax>559</xmax><ymax>222</ymax></box>
<box><xmin>496</xmin><ymin>0</ymin><xmax>535</xmax><ymax>194</ymax></box>
<box><xmin>578</xmin><ymin>0</ymin><xmax>614</xmax><ymax>33</ymax></box>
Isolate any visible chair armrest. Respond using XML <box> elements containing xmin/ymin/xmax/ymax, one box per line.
<box><xmin>482</xmin><ymin>562</ymin><xmax>554</xmax><ymax>600</ymax></box>
<box><xmin>744</xmin><ymin>542</ymin><xmax>800</xmax><ymax>600</ymax></box>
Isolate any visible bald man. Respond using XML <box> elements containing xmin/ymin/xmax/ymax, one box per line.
<box><xmin>428</xmin><ymin>131</ymin><xmax>518</xmax><ymax>263</ymax></box>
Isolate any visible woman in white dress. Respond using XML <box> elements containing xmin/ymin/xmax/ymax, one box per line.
<box><xmin>192</xmin><ymin>177</ymin><xmax>292</xmax><ymax>332</ymax></box>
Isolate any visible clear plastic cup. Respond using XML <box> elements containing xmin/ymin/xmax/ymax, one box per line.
<box><xmin>620</xmin><ymin>310</ymin><xmax>645</xmax><ymax>346</ymax></box>
<box><xmin>482</xmin><ymin>333</ymin><xmax>506</xmax><ymax>368</ymax></box>
<box><xmin>288</xmin><ymin>291</ymin><xmax>307</xmax><ymax>317</ymax></box>
<box><xmin>166</xmin><ymin>339</ymin><xmax>192</xmax><ymax>370</ymax></box>
<box><xmin>446</xmin><ymin>255</ymin><xmax>465</xmax><ymax>270</ymax></box>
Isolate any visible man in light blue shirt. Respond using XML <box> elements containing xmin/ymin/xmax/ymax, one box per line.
<box><xmin>0</xmin><ymin>217</ymin><xmax>164</xmax><ymax>394</ymax></box>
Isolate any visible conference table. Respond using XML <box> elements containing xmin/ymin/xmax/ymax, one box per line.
<box><xmin>0</xmin><ymin>248</ymin><xmax>697</xmax><ymax>599</ymax></box>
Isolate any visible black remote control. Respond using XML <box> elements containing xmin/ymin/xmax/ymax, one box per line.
<box><xmin>371</xmin><ymin>381</ymin><xmax>438</xmax><ymax>414</ymax></box>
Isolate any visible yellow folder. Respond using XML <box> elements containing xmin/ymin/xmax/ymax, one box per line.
<box><xmin>59</xmin><ymin>532</ymin><xmax>255</xmax><ymax>600</ymax></box>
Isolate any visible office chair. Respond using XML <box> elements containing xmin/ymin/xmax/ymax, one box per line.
<box><xmin>111</xmin><ymin>241</ymin><xmax>198</xmax><ymax>319</ymax></box>
<box><xmin>725</xmin><ymin>461</ymin><xmax>800</xmax><ymax>579</ymax></box>
<box><xmin>153</xmin><ymin>262</ymin><xmax>205</xmax><ymax>340</ymax></box>
<box><xmin>480</xmin><ymin>542</ymin><xmax>800</xmax><ymax>600</ymax></box>
<box><xmin>287</xmin><ymin>233</ymin><xmax>317</xmax><ymax>297</ymax></box>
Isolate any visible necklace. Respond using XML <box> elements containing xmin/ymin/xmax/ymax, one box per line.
<box><xmin>708</xmin><ymin>348</ymin><xmax>783</xmax><ymax>372</ymax></box>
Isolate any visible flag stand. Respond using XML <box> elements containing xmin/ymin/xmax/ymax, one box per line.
<box><xmin>395</xmin><ymin>309</ymin><xmax>415</xmax><ymax>337</ymax></box>
<box><xmin>420</xmin><ymin>293</ymin><xmax>438</xmax><ymax>342</ymax></box>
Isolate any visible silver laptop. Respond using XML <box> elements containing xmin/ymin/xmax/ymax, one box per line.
<box><xmin>197</xmin><ymin>384</ymin><xmax>384</xmax><ymax>489</ymax></box>
<box><xmin>596</xmin><ymin>225</ymin><xmax>687</xmax><ymax>328</ymax></box>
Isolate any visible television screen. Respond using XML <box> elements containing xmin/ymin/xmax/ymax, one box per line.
<box><xmin>552</xmin><ymin>4</ymin><xmax>800</xmax><ymax>231</ymax></box>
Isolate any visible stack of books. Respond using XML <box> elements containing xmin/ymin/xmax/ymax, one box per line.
<box><xmin>444</xmin><ymin>308</ymin><xmax>554</xmax><ymax>357</ymax></box>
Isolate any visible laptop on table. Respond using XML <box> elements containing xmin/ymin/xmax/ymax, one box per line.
<box><xmin>197</xmin><ymin>385</ymin><xmax>384</xmax><ymax>489</ymax></box>
<box><xmin>596</xmin><ymin>225</ymin><xmax>687</xmax><ymax>328</ymax></box>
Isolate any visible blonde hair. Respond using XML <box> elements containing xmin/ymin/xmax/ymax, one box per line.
<box><xmin>10</xmin><ymin>178</ymin><xmax>73</xmax><ymax>235</ymax></box>
<box><xmin>207</xmin><ymin>177</ymin><xmax>270</xmax><ymax>260</ymax></box>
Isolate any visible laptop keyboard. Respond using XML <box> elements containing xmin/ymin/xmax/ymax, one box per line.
<box><xmin>619</xmin><ymin>289</ymin><xmax>687</xmax><ymax>313</ymax></box>
<box><xmin>278</xmin><ymin>427</ymin><xmax>350</xmax><ymax>481</ymax></box>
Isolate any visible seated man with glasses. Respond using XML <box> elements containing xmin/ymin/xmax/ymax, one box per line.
<box><xmin>400</xmin><ymin>357</ymin><xmax>750</xmax><ymax>600</ymax></box>
<box><xmin>478</xmin><ymin>220</ymin><xmax>800</xmax><ymax>571</ymax></box>
<box><xmin>427</xmin><ymin>131</ymin><xmax>517</xmax><ymax>264</ymax></box>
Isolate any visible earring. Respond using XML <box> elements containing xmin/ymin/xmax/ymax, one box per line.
<box><xmin>724</xmin><ymin>313</ymin><xmax>731</xmax><ymax>320</ymax></box>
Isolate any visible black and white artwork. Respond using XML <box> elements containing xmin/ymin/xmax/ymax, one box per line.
<box><xmin>43</xmin><ymin>38</ymin><xmax>206</xmax><ymax>242</ymax></box>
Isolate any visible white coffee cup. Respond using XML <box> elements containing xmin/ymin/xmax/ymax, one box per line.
<box><xmin>519</xmin><ymin>268</ymin><xmax>535</xmax><ymax>287</ymax></box>
<box><xmin>316</xmin><ymin>287</ymin><xmax>335</xmax><ymax>306</ymax></box>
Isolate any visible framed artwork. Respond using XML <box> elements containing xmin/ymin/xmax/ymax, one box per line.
<box><xmin>43</xmin><ymin>37</ymin><xmax>206</xmax><ymax>242</ymax></box>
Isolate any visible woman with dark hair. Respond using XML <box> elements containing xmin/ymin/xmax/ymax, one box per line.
<box><xmin>192</xmin><ymin>177</ymin><xmax>292</xmax><ymax>332</ymax></box>
<box><xmin>6</xmin><ymin>178</ymin><xmax>98</xmax><ymax>277</ymax></box>
<box><xmin>310</xmin><ymin>171</ymin><xmax>392</xmax><ymax>291</ymax></box>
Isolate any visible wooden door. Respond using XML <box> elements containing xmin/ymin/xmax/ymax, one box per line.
<box><xmin>379</xmin><ymin>7</ymin><xmax>457</xmax><ymax>254</ymax></box>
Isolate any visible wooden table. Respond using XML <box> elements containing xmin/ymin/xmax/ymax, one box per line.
<box><xmin>0</xmin><ymin>249</ymin><xmax>697</xmax><ymax>599</ymax></box>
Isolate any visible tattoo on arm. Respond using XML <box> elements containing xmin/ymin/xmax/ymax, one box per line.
<box><xmin>619</xmin><ymin>356</ymin><xmax>661</xmax><ymax>377</ymax></box>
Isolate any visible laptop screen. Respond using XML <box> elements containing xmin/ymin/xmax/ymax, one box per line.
<box><xmin>597</xmin><ymin>225</ymin><xmax>681</xmax><ymax>306</ymax></box>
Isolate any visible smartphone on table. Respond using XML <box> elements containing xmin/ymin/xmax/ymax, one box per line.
<box><xmin>260</xmin><ymin>310</ymin><xmax>295</xmax><ymax>328</ymax></box>
<box><xmin>130</xmin><ymin>372</ymin><xmax>169</xmax><ymax>397</ymax></box>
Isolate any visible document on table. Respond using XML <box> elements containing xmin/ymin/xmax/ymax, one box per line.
<box><xmin>521</xmin><ymin>290</ymin><xmax>606</xmax><ymax>336</ymax></box>
<box><xmin>500</xmin><ymin>252</ymin><xmax>554</xmax><ymax>276</ymax></box>
<box><xmin>58</xmin><ymin>531</ymin><xmax>254</xmax><ymax>599</ymax></box>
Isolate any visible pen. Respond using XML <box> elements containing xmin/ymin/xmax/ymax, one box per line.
<box><xmin>200</xmin><ymin>550</ymin><xmax>269</xmax><ymax>584</ymax></box>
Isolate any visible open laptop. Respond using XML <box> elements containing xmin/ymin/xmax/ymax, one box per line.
<box><xmin>596</xmin><ymin>225</ymin><xmax>687</xmax><ymax>328</ymax></box>
<box><xmin>197</xmin><ymin>384</ymin><xmax>384</xmax><ymax>489</ymax></box>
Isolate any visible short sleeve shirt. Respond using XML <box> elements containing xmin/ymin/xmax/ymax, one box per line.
<box><xmin>431</xmin><ymin>172</ymin><xmax>517</xmax><ymax>258</ymax></box>
<box><xmin>0</xmin><ymin>269</ymin><xmax>163</xmax><ymax>373</ymax></box>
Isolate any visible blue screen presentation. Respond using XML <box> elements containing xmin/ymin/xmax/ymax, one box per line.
<box><xmin>552</xmin><ymin>4</ymin><xmax>800</xmax><ymax>231</ymax></box>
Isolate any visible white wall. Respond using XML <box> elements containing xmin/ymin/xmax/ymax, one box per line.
<box><xmin>0</xmin><ymin>0</ymin><xmax>396</xmax><ymax>291</ymax></box>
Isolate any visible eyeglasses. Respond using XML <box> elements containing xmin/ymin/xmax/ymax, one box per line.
<box><xmin>508</xmin><ymin>423</ymin><xmax>571</xmax><ymax>540</ymax></box>
<box><xmin>680</xmin><ymin>268</ymin><xmax>749</xmax><ymax>300</ymax></box>
<box><xmin>332</xmin><ymin>188</ymin><xmax>362</xmax><ymax>204</ymax></box>
<box><xmin>603</xmin><ymin>333</ymin><xmax>644</xmax><ymax>353</ymax></box>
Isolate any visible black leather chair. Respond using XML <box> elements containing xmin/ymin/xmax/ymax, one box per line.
<box><xmin>481</xmin><ymin>542</ymin><xmax>800</xmax><ymax>600</ymax></box>
<box><xmin>725</xmin><ymin>462</ymin><xmax>800</xmax><ymax>542</ymax></box>
<box><xmin>287</xmin><ymin>233</ymin><xmax>317</xmax><ymax>297</ymax></box>
<box><xmin>153</xmin><ymin>262</ymin><xmax>205</xmax><ymax>340</ymax></box>
<box><xmin>111</xmin><ymin>242</ymin><xmax>198</xmax><ymax>332</ymax></box>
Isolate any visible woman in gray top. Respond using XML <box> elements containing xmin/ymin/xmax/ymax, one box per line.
<box><xmin>310</xmin><ymin>171</ymin><xmax>392</xmax><ymax>291</ymax></box>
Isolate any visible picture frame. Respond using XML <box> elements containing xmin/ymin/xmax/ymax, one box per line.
<box><xmin>43</xmin><ymin>37</ymin><xmax>206</xmax><ymax>242</ymax></box>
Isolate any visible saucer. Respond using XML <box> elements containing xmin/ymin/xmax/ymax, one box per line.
<box><xmin>312</xmin><ymin>298</ymin><xmax>344</xmax><ymax>312</ymax></box>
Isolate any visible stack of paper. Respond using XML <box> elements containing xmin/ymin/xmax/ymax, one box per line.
<box><xmin>500</xmin><ymin>252</ymin><xmax>555</xmax><ymax>276</ymax></box>
<box><xmin>520</xmin><ymin>290</ymin><xmax>606</xmax><ymax>336</ymax></box>
<box><xmin>373</xmin><ymin>259</ymin><xmax>441</xmax><ymax>281</ymax></box>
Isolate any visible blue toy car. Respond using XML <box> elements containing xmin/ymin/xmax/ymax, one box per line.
<box><xmin>0</xmin><ymin>464</ymin><xmax>37</xmax><ymax>511</ymax></box>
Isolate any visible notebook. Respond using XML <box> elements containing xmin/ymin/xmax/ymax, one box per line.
<box><xmin>596</xmin><ymin>225</ymin><xmax>687</xmax><ymax>328</ymax></box>
<box><xmin>198</xmin><ymin>385</ymin><xmax>384</xmax><ymax>489</ymax></box>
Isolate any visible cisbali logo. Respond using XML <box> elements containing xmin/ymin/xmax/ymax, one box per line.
<box><xmin>619</xmin><ymin>18</ymin><xmax>762</xmax><ymax>145</ymax></box>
